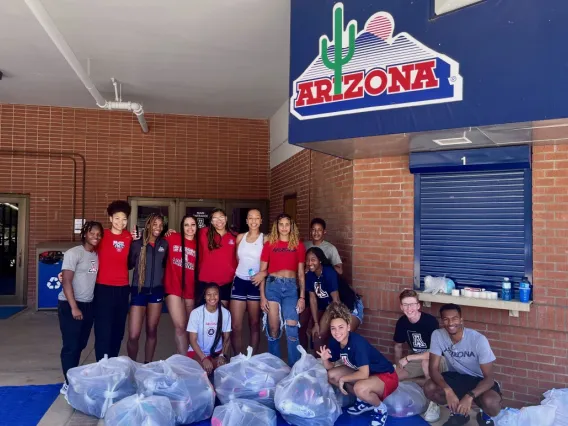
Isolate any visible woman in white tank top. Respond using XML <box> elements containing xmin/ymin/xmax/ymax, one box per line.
<box><xmin>230</xmin><ymin>209</ymin><xmax>268</xmax><ymax>355</ymax></box>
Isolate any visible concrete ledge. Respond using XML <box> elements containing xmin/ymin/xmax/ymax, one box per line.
<box><xmin>418</xmin><ymin>292</ymin><xmax>533</xmax><ymax>317</ymax></box>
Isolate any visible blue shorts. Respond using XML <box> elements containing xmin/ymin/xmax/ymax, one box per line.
<box><xmin>130</xmin><ymin>286</ymin><xmax>164</xmax><ymax>307</ymax></box>
<box><xmin>231</xmin><ymin>276</ymin><xmax>261</xmax><ymax>301</ymax></box>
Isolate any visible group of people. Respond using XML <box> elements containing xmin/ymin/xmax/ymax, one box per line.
<box><xmin>56</xmin><ymin>200</ymin><xmax>503</xmax><ymax>426</ymax></box>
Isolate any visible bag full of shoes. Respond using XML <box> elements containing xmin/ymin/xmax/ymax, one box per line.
<box><xmin>134</xmin><ymin>354</ymin><xmax>215</xmax><ymax>425</ymax></box>
<box><xmin>104</xmin><ymin>394</ymin><xmax>175</xmax><ymax>426</ymax></box>
<box><xmin>383</xmin><ymin>381</ymin><xmax>429</xmax><ymax>417</ymax></box>
<box><xmin>66</xmin><ymin>355</ymin><xmax>140</xmax><ymax>418</ymax></box>
<box><xmin>214</xmin><ymin>346</ymin><xmax>291</xmax><ymax>408</ymax></box>
<box><xmin>274</xmin><ymin>346</ymin><xmax>341</xmax><ymax>426</ymax></box>
<box><xmin>211</xmin><ymin>399</ymin><xmax>277</xmax><ymax>426</ymax></box>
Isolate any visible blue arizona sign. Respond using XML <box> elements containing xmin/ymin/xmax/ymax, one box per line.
<box><xmin>289</xmin><ymin>0</ymin><xmax>568</xmax><ymax>146</ymax></box>
<box><xmin>290</xmin><ymin>3</ymin><xmax>463</xmax><ymax>120</ymax></box>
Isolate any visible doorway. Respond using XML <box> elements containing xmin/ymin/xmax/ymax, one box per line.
<box><xmin>0</xmin><ymin>195</ymin><xmax>29</xmax><ymax>306</ymax></box>
<box><xmin>283</xmin><ymin>194</ymin><xmax>298</xmax><ymax>223</ymax></box>
<box><xmin>129</xmin><ymin>197</ymin><xmax>269</xmax><ymax>235</ymax></box>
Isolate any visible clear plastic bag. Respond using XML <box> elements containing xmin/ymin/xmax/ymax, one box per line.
<box><xmin>383</xmin><ymin>381</ymin><xmax>429</xmax><ymax>418</ymax></box>
<box><xmin>67</xmin><ymin>355</ymin><xmax>140</xmax><ymax>418</ymax></box>
<box><xmin>423</xmin><ymin>275</ymin><xmax>455</xmax><ymax>295</ymax></box>
<box><xmin>104</xmin><ymin>394</ymin><xmax>175</xmax><ymax>426</ymax></box>
<box><xmin>274</xmin><ymin>346</ymin><xmax>341</xmax><ymax>426</ymax></box>
<box><xmin>542</xmin><ymin>388</ymin><xmax>568</xmax><ymax>426</ymax></box>
<box><xmin>135</xmin><ymin>354</ymin><xmax>215</xmax><ymax>425</ymax></box>
<box><xmin>518</xmin><ymin>405</ymin><xmax>556</xmax><ymax>426</ymax></box>
<box><xmin>214</xmin><ymin>346</ymin><xmax>291</xmax><ymax>408</ymax></box>
<box><xmin>211</xmin><ymin>399</ymin><xmax>277</xmax><ymax>426</ymax></box>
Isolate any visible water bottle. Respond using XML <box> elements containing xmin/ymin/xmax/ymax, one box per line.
<box><xmin>501</xmin><ymin>277</ymin><xmax>512</xmax><ymax>301</ymax></box>
<box><xmin>519</xmin><ymin>276</ymin><xmax>532</xmax><ymax>303</ymax></box>
<box><xmin>248</xmin><ymin>268</ymin><xmax>255</xmax><ymax>280</ymax></box>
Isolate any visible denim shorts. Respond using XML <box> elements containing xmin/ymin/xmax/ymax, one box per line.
<box><xmin>351</xmin><ymin>297</ymin><xmax>364</xmax><ymax>323</ymax></box>
<box><xmin>264</xmin><ymin>276</ymin><xmax>299</xmax><ymax>324</ymax></box>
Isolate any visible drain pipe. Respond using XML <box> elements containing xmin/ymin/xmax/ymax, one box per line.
<box><xmin>24</xmin><ymin>0</ymin><xmax>149</xmax><ymax>133</ymax></box>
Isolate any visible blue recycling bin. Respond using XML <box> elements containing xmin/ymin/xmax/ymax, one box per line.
<box><xmin>36</xmin><ymin>242</ymin><xmax>80</xmax><ymax>310</ymax></box>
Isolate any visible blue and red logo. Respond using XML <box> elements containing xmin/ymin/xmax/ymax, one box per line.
<box><xmin>290</xmin><ymin>3</ymin><xmax>463</xmax><ymax>121</ymax></box>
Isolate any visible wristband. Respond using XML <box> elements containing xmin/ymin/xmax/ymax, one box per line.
<box><xmin>201</xmin><ymin>355</ymin><xmax>208</xmax><ymax>362</ymax></box>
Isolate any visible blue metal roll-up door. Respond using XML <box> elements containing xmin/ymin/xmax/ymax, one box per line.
<box><xmin>411</xmin><ymin>146</ymin><xmax>532</xmax><ymax>293</ymax></box>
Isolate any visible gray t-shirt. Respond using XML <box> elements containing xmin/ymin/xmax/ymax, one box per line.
<box><xmin>58</xmin><ymin>245</ymin><xmax>99</xmax><ymax>303</ymax></box>
<box><xmin>305</xmin><ymin>240</ymin><xmax>342</xmax><ymax>266</ymax></box>
<box><xmin>430</xmin><ymin>327</ymin><xmax>496</xmax><ymax>378</ymax></box>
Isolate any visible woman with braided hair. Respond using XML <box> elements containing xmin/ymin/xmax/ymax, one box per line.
<box><xmin>58</xmin><ymin>220</ymin><xmax>103</xmax><ymax>396</ymax></box>
<box><xmin>126</xmin><ymin>213</ymin><xmax>168</xmax><ymax>363</ymax></box>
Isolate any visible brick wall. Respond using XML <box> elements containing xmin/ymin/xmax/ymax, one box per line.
<box><xmin>353</xmin><ymin>147</ymin><xmax>568</xmax><ymax>407</ymax></box>
<box><xmin>269</xmin><ymin>149</ymin><xmax>353</xmax><ymax>278</ymax></box>
<box><xmin>0</xmin><ymin>103</ymin><xmax>270</xmax><ymax>305</ymax></box>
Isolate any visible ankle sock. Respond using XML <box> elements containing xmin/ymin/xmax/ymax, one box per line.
<box><xmin>375</xmin><ymin>402</ymin><xmax>387</xmax><ymax>413</ymax></box>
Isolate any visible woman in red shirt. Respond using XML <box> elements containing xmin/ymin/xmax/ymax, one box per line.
<box><xmin>93</xmin><ymin>200</ymin><xmax>133</xmax><ymax>361</ymax></box>
<box><xmin>164</xmin><ymin>215</ymin><xmax>199</xmax><ymax>355</ymax></box>
<box><xmin>197</xmin><ymin>208</ymin><xmax>237</xmax><ymax>308</ymax></box>
<box><xmin>259</xmin><ymin>213</ymin><xmax>306</xmax><ymax>366</ymax></box>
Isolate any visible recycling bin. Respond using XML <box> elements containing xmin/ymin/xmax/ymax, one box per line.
<box><xmin>36</xmin><ymin>242</ymin><xmax>80</xmax><ymax>310</ymax></box>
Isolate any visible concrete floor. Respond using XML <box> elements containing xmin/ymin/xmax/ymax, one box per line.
<box><xmin>0</xmin><ymin>308</ymin><xmax>480</xmax><ymax>426</ymax></box>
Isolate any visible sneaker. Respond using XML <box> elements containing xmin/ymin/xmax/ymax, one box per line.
<box><xmin>370</xmin><ymin>407</ymin><xmax>388</xmax><ymax>426</ymax></box>
<box><xmin>443</xmin><ymin>412</ymin><xmax>470</xmax><ymax>426</ymax></box>
<box><xmin>423</xmin><ymin>401</ymin><xmax>441</xmax><ymax>422</ymax></box>
<box><xmin>347</xmin><ymin>398</ymin><xmax>375</xmax><ymax>415</ymax></box>
<box><xmin>476</xmin><ymin>411</ymin><xmax>495</xmax><ymax>426</ymax></box>
<box><xmin>60</xmin><ymin>383</ymin><xmax>68</xmax><ymax>395</ymax></box>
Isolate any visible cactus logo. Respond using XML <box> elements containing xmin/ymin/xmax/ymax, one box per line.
<box><xmin>290</xmin><ymin>3</ymin><xmax>463</xmax><ymax>120</ymax></box>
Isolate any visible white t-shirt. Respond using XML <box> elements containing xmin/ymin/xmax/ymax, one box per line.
<box><xmin>187</xmin><ymin>305</ymin><xmax>232</xmax><ymax>355</ymax></box>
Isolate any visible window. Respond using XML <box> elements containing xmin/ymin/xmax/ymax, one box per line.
<box><xmin>411</xmin><ymin>146</ymin><xmax>532</xmax><ymax>293</ymax></box>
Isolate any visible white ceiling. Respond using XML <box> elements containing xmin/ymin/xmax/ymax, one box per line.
<box><xmin>0</xmin><ymin>0</ymin><xmax>290</xmax><ymax>118</ymax></box>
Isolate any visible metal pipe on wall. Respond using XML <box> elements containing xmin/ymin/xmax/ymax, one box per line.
<box><xmin>0</xmin><ymin>149</ymin><xmax>87</xmax><ymax>241</ymax></box>
<box><xmin>24</xmin><ymin>0</ymin><xmax>149</xmax><ymax>133</ymax></box>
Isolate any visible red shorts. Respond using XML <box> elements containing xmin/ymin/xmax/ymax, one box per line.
<box><xmin>165</xmin><ymin>280</ymin><xmax>194</xmax><ymax>300</ymax></box>
<box><xmin>374</xmin><ymin>371</ymin><xmax>399</xmax><ymax>399</ymax></box>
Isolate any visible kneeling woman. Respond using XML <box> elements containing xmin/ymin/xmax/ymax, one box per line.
<box><xmin>127</xmin><ymin>213</ymin><xmax>168</xmax><ymax>363</ymax></box>
<box><xmin>306</xmin><ymin>247</ymin><xmax>363</xmax><ymax>353</ymax></box>
<box><xmin>318</xmin><ymin>302</ymin><xmax>398</xmax><ymax>426</ymax></box>
<box><xmin>187</xmin><ymin>283</ymin><xmax>232</xmax><ymax>375</ymax></box>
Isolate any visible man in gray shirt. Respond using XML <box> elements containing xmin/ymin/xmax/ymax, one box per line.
<box><xmin>304</xmin><ymin>218</ymin><xmax>343</xmax><ymax>275</ymax></box>
<box><xmin>425</xmin><ymin>304</ymin><xmax>502</xmax><ymax>426</ymax></box>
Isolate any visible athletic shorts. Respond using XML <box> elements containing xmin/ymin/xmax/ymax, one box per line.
<box><xmin>442</xmin><ymin>371</ymin><xmax>501</xmax><ymax>404</ymax></box>
<box><xmin>130</xmin><ymin>286</ymin><xmax>164</xmax><ymax>307</ymax></box>
<box><xmin>374</xmin><ymin>371</ymin><xmax>399</xmax><ymax>399</ymax></box>
<box><xmin>231</xmin><ymin>276</ymin><xmax>261</xmax><ymax>301</ymax></box>
<box><xmin>403</xmin><ymin>357</ymin><xmax>448</xmax><ymax>379</ymax></box>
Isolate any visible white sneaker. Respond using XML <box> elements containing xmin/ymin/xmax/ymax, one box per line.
<box><xmin>60</xmin><ymin>383</ymin><xmax>68</xmax><ymax>395</ymax></box>
<box><xmin>423</xmin><ymin>401</ymin><xmax>441</xmax><ymax>422</ymax></box>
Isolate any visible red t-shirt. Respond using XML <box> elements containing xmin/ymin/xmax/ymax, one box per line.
<box><xmin>164</xmin><ymin>233</ymin><xmax>197</xmax><ymax>291</ymax></box>
<box><xmin>96</xmin><ymin>228</ymin><xmax>133</xmax><ymax>286</ymax></box>
<box><xmin>261</xmin><ymin>240</ymin><xmax>306</xmax><ymax>274</ymax></box>
<box><xmin>198</xmin><ymin>227</ymin><xmax>237</xmax><ymax>285</ymax></box>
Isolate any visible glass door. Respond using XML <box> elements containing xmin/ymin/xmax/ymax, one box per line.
<box><xmin>178</xmin><ymin>199</ymin><xmax>225</xmax><ymax>230</ymax></box>
<box><xmin>129</xmin><ymin>198</ymin><xmax>177</xmax><ymax>238</ymax></box>
<box><xmin>225</xmin><ymin>199</ymin><xmax>270</xmax><ymax>234</ymax></box>
<box><xmin>0</xmin><ymin>195</ymin><xmax>29</xmax><ymax>306</ymax></box>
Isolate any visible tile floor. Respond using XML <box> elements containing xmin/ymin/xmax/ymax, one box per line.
<box><xmin>0</xmin><ymin>309</ymin><xmax>480</xmax><ymax>425</ymax></box>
